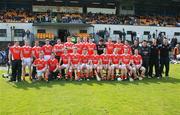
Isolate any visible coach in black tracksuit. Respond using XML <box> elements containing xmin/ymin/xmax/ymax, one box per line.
<box><xmin>149</xmin><ymin>39</ymin><xmax>160</xmax><ymax>78</ymax></box>
<box><xmin>159</xmin><ymin>39</ymin><xmax>171</xmax><ymax>78</ymax></box>
<box><xmin>97</xmin><ymin>39</ymin><xmax>106</xmax><ymax>55</ymax></box>
<box><xmin>139</xmin><ymin>40</ymin><xmax>150</xmax><ymax>77</ymax></box>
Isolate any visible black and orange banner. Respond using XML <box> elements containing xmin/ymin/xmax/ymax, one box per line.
<box><xmin>37</xmin><ymin>33</ymin><xmax>54</xmax><ymax>39</ymax></box>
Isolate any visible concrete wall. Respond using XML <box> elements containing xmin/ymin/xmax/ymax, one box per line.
<box><xmin>0</xmin><ymin>23</ymin><xmax>33</xmax><ymax>41</ymax></box>
<box><xmin>92</xmin><ymin>24</ymin><xmax>180</xmax><ymax>41</ymax></box>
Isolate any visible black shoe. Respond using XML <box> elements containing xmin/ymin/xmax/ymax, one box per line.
<box><xmin>8</xmin><ymin>79</ymin><xmax>14</xmax><ymax>82</ymax></box>
<box><xmin>17</xmin><ymin>79</ymin><xmax>22</xmax><ymax>82</ymax></box>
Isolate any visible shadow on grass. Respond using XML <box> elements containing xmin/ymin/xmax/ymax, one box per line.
<box><xmin>3</xmin><ymin>76</ymin><xmax>180</xmax><ymax>90</ymax></box>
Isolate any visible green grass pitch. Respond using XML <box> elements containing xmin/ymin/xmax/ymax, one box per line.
<box><xmin>0</xmin><ymin>65</ymin><xmax>180</xmax><ymax>115</ymax></box>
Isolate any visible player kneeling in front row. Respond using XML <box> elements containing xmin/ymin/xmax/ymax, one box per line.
<box><xmin>80</xmin><ymin>48</ymin><xmax>91</xmax><ymax>80</ymax></box>
<box><xmin>69</xmin><ymin>47</ymin><xmax>81</xmax><ymax>81</ymax></box>
<box><xmin>111</xmin><ymin>48</ymin><xmax>122</xmax><ymax>80</ymax></box>
<box><xmin>33</xmin><ymin>52</ymin><xmax>48</xmax><ymax>82</ymax></box>
<box><xmin>89</xmin><ymin>50</ymin><xmax>101</xmax><ymax>81</ymax></box>
<box><xmin>100</xmin><ymin>49</ymin><xmax>112</xmax><ymax>80</ymax></box>
<box><xmin>59</xmin><ymin>48</ymin><xmax>71</xmax><ymax>80</ymax></box>
<box><xmin>131</xmin><ymin>49</ymin><xmax>146</xmax><ymax>80</ymax></box>
<box><xmin>121</xmin><ymin>48</ymin><xmax>134</xmax><ymax>81</ymax></box>
<box><xmin>47</xmin><ymin>52</ymin><xmax>59</xmax><ymax>81</ymax></box>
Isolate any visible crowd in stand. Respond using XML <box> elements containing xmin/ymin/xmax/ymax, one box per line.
<box><xmin>0</xmin><ymin>9</ymin><xmax>179</xmax><ymax>27</ymax></box>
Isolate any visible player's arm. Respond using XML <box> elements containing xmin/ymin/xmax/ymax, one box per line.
<box><xmin>53</xmin><ymin>62</ymin><xmax>59</xmax><ymax>72</ymax></box>
<box><xmin>32</xmin><ymin>48</ymin><xmax>35</xmax><ymax>58</ymax></box>
<box><xmin>52</xmin><ymin>46</ymin><xmax>56</xmax><ymax>53</ymax></box>
<box><xmin>30</xmin><ymin>48</ymin><xmax>33</xmax><ymax>58</ymax></box>
<box><xmin>68</xmin><ymin>57</ymin><xmax>71</xmax><ymax>66</ymax></box>
<box><xmin>59</xmin><ymin>57</ymin><xmax>62</xmax><ymax>65</ymax></box>
<box><xmin>32</xmin><ymin>60</ymin><xmax>38</xmax><ymax>67</ymax></box>
<box><xmin>8</xmin><ymin>49</ymin><xmax>12</xmax><ymax>63</ymax></box>
<box><xmin>20</xmin><ymin>48</ymin><xmax>23</xmax><ymax>60</ymax></box>
<box><xmin>44</xmin><ymin>61</ymin><xmax>48</xmax><ymax>70</ymax></box>
<box><xmin>108</xmin><ymin>57</ymin><xmax>111</xmax><ymax>65</ymax></box>
<box><xmin>140</xmin><ymin>57</ymin><xmax>143</xmax><ymax>66</ymax></box>
<box><xmin>129</xmin><ymin>56</ymin><xmax>134</xmax><ymax>66</ymax></box>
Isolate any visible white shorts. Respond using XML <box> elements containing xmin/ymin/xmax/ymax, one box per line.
<box><xmin>44</xmin><ymin>55</ymin><xmax>51</xmax><ymax>61</ymax></box>
<box><xmin>81</xmin><ymin>64</ymin><xmax>89</xmax><ymax>69</ymax></box>
<box><xmin>61</xmin><ymin>64</ymin><xmax>69</xmax><ymax>69</ymax></box>
<box><xmin>119</xmin><ymin>65</ymin><xmax>124</xmax><ymax>69</ymax></box>
<box><xmin>37</xmin><ymin>68</ymin><xmax>46</xmax><ymax>77</ymax></box>
<box><xmin>111</xmin><ymin>64</ymin><xmax>119</xmax><ymax>69</ymax></box>
<box><xmin>177</xmin><ymin>54</ymin><xmax>180</xmax><ymax>59</ymax></box>
<box><xmin>72</xmin><ymin>64</ymin><xmax>80</xmax><ymax>70</ymax></box>
<box><xmin>102</xmin><ymin>64</ymin><xmax>109</xmax><ymax>69</ymax></box>
<box><xmin>135</xmin><ymin>65</ymin><xmax>141</xmax><ymax>69</ymax></box>
<box><xmin>22</xmin><ymin>58</ymin><xmax>32</xmax><ymax>66</ymax></box>
<box><xmin>92</xmin><ymin>64</ymin><xmax>98</xmax><ymax>69</ymax></box>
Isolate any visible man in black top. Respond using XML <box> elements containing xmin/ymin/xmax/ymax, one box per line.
<box><xmin>131</xmin><ymin>40</ymin><xmax>140</xmax><ymax>54</ymax></box>
<box><xmin>149</xmin><ymin>39</ymin><xmax>160</xmax><ymax>78</ymax></box>
<box><xmin>139</xmin><ymin>40</ymin><xmax>150</xmax><ymax>77</ymax></box>
<box><xmin>159</xmin><ymin>38</ymin><xmax>171</xmax><ymax>79</ymax></box>
<box><xmin>97</xmin><ymin>39</ymin><xmax>106</xmax><ymax>55</ymax></box>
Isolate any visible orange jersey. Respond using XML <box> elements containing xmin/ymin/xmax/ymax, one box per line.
<box><xmin>75</xmin><ymin>43</ymin><xmax>84</xmax><ymax>54</ymax></box>
<box><xmin>114</xmin><ymin>43</ymin><xmax>124</xmax><ymax>54</ymax></box>
<box><xmin>90</xmin><ymin>55</ymin><xmax>99</xmax><ymax>64</ymax></box>
<box><xmin>47</xmin><ymin>58</ymin><xmax>59</xmax><ymax>71</ymax></box>
<box><xmin>80</xmin><ymin>54</ymin><xmax>90</xmax><ymax>64</ymax></box>
<box><xmin>42</xmin><ymin>45</ymin><xmax>53</xmax><ymax>55</ymax></box>
<box><xmin>132</xmin><ymin>55</ymin><xmax>142</xmax><ymax>65</ymax></box>
<box><xmin>111</xmin><ymin>54</ymin><xmax>122</xmax><ymax>64</ymax></box>
<box><xmin>121</xmin><ymin>54</ymin><xmax>132</xmax><ymax>65</ymax></box>
<box><xmin>9</xmin><ymin>46</ymin><xmax>21</xmax><ymax>60</ymax></box>
<box><xmin>106</xmin><ymin>42</ymin><xmax>114</xmax><ymax>54</ymax></box>
<box><xmin>100</xmin><ymin>54</ymin><xmax>110</xmax><ymax>64</ymax></box>
<box><xmin>53</xmin><ymin>44</ymin><xmax>64</xmax><ymax>57</ymax></box>
<box><xmin>64</xmin><ymin>42</ymin><xmax>74</xmax><ymax>54</ymax></box>
<box><xmin>82</xmin><ymin>42</ymin><xmax>89</xmax><ymax>49</ymax></box>
<box><xmin>61</xmin><ymin>54</ymin><xmax>70</xmax><ymax>64</ymax></box>
<box><xmin>32</xmin><ymin>46</ymin><xmax>42</xmax><ymax>59</ymax></box>
<box><xmin>33</xmin><ymin>58</ymin><xmax>47</xmax><ymax>70</ymax></box>
<box><xmin>21</xmin><ymin>45</ymin><xmax>32</xmax><ymax>58</ymax></box>
<box><xmin>87</xmin><ymin>43</ymin><xmax>96</xmax><ymax>55</ymax></box>
<box><xmin>70</xmin><ymin>53</ymin><xmax>81</xmax><ymax>65</ymax></box>
<box><xmin>123</xmin><ymin>45</ymin><xmax>132</xmax><ymax>54</ymax></box>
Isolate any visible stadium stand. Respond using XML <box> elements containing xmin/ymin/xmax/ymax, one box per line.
<box><xmin>0</xmin><ymin>8</ymin><xmax>179</xmax><ymax>27</ymax></box>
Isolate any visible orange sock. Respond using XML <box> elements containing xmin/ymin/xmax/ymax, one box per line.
<box><xmin>77</xmin><ymin>72</ymin><xmax>81</xmax><ymax>78</ymax></box>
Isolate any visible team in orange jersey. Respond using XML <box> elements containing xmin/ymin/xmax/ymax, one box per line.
<box><xmin>8</xmin><ymin>37</ymin><xmax>146</xmax><ymax>82</ymax></box>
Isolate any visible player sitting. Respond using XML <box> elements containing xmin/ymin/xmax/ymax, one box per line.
<box><xmin>111</xmin><ymin>48</ymin><xmax>122</xmax><ymax>80</ymax></box>
<box><xmin>69</xmin><ymin>47</ymin><xmax>81</xmax><ymax>80</ymax></box>
<box><xmin>33</xmin><ymin>52</ymin><xmax>48</xmax><ymax>82</ymax></box>
<box><xmin>89</xmin><ymin>50</ymin><xmax>100</xmax><ymax>80</ymax></box>
<box><xmin>100</xmin><ymin>49</ymin><xmax>112</xmax><ymax>80</ymax></box>
<box><xmin>47</xmin><ymin>52</ymin><xmax>59</xmax><ymax>81</ymax></box>
<box><xmin>121</xmin><ymin>48</ymin><xmax>133</xmax><ymax>81</ymax></box>
<box><xmin>80</xmin><ymin>48</ymin><xmax>90</xmax><ymax>80</ymax></box>
<box><xmin>131</xmin><ymin>49</ymin><xmax>146</xmax><ymax>80</ymax></box>
<box><xmin>59</xmin><ymin>48</ymin><xmax>71</xmax><ymax>80</ymax></box>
